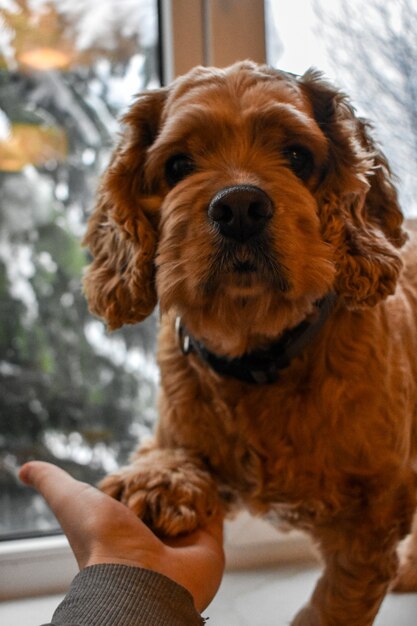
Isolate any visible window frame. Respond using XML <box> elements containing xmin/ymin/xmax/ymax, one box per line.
<box><xmin>160</xmin><ymin>0</ymin><xmax>266</xmax><ymax>83</ymax></box>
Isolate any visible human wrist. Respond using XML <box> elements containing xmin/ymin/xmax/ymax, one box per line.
<box><xmin>85</xmin><ymin>546</ymin><xmax>165</xmax><ymax>572</ymax></box>
<box><xmin>52</xmin><ymin>564</ymin><xmax>204</xmax><ymax>626</ymax></box>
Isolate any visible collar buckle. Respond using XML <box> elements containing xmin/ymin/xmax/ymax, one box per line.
<box><xmin>175</xmin><ymin>316</ymin><xmax>192</xmax><ymax>355</ymax></box>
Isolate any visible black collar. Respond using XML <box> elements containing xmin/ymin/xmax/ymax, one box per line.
<box><xmin>176</xmin><ymin>293</ymin><xmax>336</xmax><ymax>385</ymax></box>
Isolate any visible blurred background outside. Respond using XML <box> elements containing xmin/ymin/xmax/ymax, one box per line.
<box><xmin>1</xmin><ymin>0</ymin><xmax>416</xmax><ymax>538</ymax></box>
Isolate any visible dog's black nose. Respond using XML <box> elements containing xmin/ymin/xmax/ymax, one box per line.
<box><xmin>208</xmin><ymin>185</ymin><xmax>273</xmax><ymax>242</ymax></box>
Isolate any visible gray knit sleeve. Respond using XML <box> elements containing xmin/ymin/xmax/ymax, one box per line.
<box><xmin>40</xmin><ymin>564</ymin><xmax>205</xmax><ymax>626</ymax></box>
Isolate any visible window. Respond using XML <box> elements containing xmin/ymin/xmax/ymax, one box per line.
<box><xmin>0</xmin><ymin>0</ymin><xmax>160</xmax><ymax>539</ymax></box>
<box><xmin>265</xmin><ymin>0</ymin><xmax>417</xmax><ymax>216</ymax></box>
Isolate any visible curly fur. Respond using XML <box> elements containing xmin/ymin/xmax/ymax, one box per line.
<box><xmin>83</xmin><ymin>62</ymin><xmax>417</xmax><ymax>625</ymax></box>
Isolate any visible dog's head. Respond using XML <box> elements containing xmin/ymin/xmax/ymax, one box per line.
<box><xmin>83</xmin><ymin>61</ymin><xmax>405</xmax><ymax>355</ymax></box>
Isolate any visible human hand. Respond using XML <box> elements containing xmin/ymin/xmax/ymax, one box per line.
<box><xmin>19</xmin><ymin>461</ymin><xmax>225</xmax><ymax>612</ymax></box>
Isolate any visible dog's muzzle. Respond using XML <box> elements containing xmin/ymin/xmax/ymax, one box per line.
<box><xmin>208</xmin><ymin>185</ymin><xmax>273</xmax><ymax>243</ymax></box>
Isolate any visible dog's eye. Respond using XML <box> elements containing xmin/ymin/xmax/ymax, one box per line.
<box><xmin>283</xmin><ymin>145</ymin><xmax>314</xmax><ymax>181</ymax></box>
<box><xmin>165</xmin><ymin>154</ymin><xmax>196</xmax><ymax>186</ymax></box>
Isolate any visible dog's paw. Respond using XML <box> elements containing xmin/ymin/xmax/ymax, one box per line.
<box><xmin>99</xmin><ymin>448</ymin><xmax>220</xmax><ymax>536</ymax></box>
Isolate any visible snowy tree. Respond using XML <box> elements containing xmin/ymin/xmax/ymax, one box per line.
<box><xmin>315</xmin><ymin>0</ymin><xmax>417</xmax><ymax>215</ymax></box>
<box><xmin>0</xmin><ymin>0</ymin><xmax>159</xmax><ymax>534</ymax></box>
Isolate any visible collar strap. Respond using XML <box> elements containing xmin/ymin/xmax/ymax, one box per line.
<box><xmin>176</xmin><ymin>293</ymin><xmax>336</xmax><ymax>385</ymax></box>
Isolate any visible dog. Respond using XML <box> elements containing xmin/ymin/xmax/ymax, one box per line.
<box><xmin>83</xmin><ymin>61</ymin><xmax>417</xmax><ymax>625</ymax></box>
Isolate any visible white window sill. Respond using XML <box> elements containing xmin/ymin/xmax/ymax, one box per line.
<box><xmin>223</xmin><ymin>512</ymin><xmax>317</xmax><ymax>571</ymax></box>
<box><xmin>0</xmin><ymin>534</ymin><xmax>77</xmax><ymax>600</ymax></box>
<box><xmin>0</xmin><ymin>512</ymin><xmax>316</xmax><ymax>600</ymax></box>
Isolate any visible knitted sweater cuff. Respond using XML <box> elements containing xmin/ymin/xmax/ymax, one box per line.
<box><xmin>43</xmin><ymin>564</ymin><xmax>204</xmax><ymax>626</ymax></box>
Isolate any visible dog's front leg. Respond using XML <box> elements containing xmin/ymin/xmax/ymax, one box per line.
<box><xmin>99</xmin><ymin>439</ymin><xmax>221</xmax><ymax>536</ymax></box>
<box><xmin>291</xmin><ymin>478</ymin><xmax>417</xmax><ymax>626</ymax></box>
<box><xmin>291</xmin><ymin>526</ymin><xmax>400</xmax><ymax>626</ymax></box>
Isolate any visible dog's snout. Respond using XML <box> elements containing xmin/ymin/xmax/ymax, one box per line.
<box><xmin>208</xmin><ymin>185</ymin><xmax>273</xmax><ymax>242</ymax></box>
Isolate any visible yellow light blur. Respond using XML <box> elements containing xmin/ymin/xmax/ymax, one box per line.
<box><xmin>18</xmin><ymin>47</ymin><xmax>73</xmax><ymax>71</ymax></box>
<box><xmin>0</xmin><ymin>123</ymin><xmax>68</xmax><ymax>172</ymax></box>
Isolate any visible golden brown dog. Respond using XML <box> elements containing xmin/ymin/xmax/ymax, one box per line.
<box><xmin>83</xmin><ymin>61</ymin><xmax>417</xmax><ymax>625</ymax></box>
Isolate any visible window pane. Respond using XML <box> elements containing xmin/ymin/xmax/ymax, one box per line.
<box><xmin>0</xmin><ymin>0</ymin><xmax>160</xmax><ymax>538</ymax></box>
<box><xmin>265</xmin><ymin>0</ymin><xmax>417</xmax><ymax>216</ymax></box>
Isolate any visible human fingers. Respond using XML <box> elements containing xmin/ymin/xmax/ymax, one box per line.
<box><xmin>20</xmin><ymin>461</ymin><xmax>97</xmax><ymax>512</ymax></box>
<box><xmin>163</xmin><ymin>512</ymin><xmax>224</xmax><ymax>552</ymax></box>
<box><xmin>19</xmin><ymin>461</ymin><xmax>115</xmax><ymax>565</ymax></box>
<box><xmin>162</xmin><ymin>515</ymin><xmax>225</xmax><ymax>611</ymax></box>
<box><xmin>19</xmin><ymin>461</ymin><xmax>161</xmax><ymax>569</ymax></box>
<box><xmin>19</xmin><ymin>461</ymin><xmax>105</xmax><ymax>530</ymax></box>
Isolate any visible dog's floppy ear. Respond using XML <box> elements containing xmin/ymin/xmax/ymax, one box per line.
<box><xmin>300</xmin><ymin>69</ymin><xmax>407</xmax><ymax>308</ymax></box>
<box><xmin>83</xmin><ymin>88</ymin><xmax>168</xmax><ymax>330</ymax></box>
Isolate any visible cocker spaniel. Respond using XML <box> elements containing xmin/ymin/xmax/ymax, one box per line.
<box><xmin>83</xmin><ymin>61</ymin><xmax>417</xmax><ymax>625</ymax></box>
